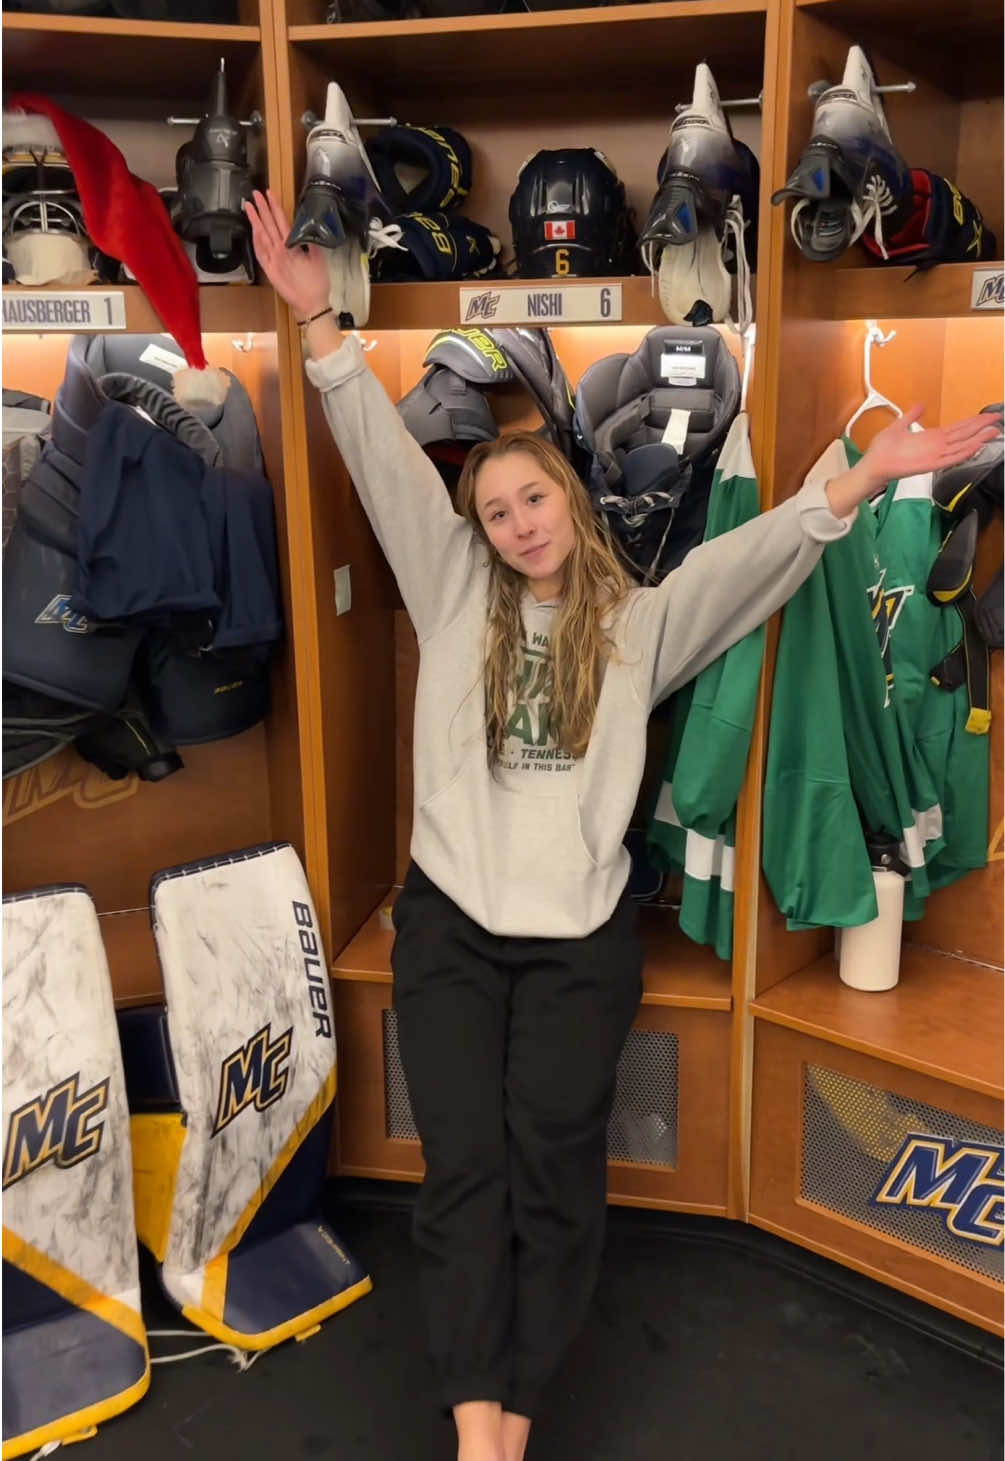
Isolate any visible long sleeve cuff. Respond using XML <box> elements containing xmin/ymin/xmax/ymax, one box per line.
<box><xmin>303</xmin><ymin>333</ymin><xmax>367</xmax><ymax>392</ymax></box>
<box><xmin>795</xmin><ymin>438</ymin><xmax>859</xmax><ymax>541</ymax></box>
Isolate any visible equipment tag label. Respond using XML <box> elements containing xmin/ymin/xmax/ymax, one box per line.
<box><xmin>458</xmin><ymin>283</ymin><xmax>622</xmax><ymax>325</ymax></box>
<box><xmin>2</xmin><ymin>290</ymin><xmax>127</xmax><ymax>331</ymax></box>
<box><xmin>660</xmin><ymin>342</ymin><xmax>707</xmax><ymax>385</ymax></box>
<box><xmin>970</xmin><ymin>269</ymin><xmax>1004</xmax><ymax>311</ymax></box>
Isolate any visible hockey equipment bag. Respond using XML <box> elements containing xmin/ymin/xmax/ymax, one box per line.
<box><xmin>509</xmin><ymin>147</ymin><xmax>637</xmax><ymax>277</ymax></box>
<box><xmin>124</xmin><ymin>843</ymin><xmax>372</xmax><ymax>1349</ymax></box>
<box><xmin>573</xmin><ymin>326</ymin><xmax>740</xmax><ymax>583</ymax></box>
<box><xmin>365</xmin><ymin>123</ymin><xmax>472</xmax><ymax>214</ymax></box>
<box><xmin>926</xmin><ymin>405</ymin><xmax>1003</xmax><ymax>733</ymax></box>
<box><xmin>639</xmin><ymin>63</ymin><xmax>759</xmax><ymax>331</ymax></box>
<box><xmin>771</xmin><ymin>45</ymin><xmax>914</xmax><ymax>263</ymax></box>
<box><xmin>3</xmin><ymin>885</ymin><xmax>149</xmax><ymax>1458</ymax></box>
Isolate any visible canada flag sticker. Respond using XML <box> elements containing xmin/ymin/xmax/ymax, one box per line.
<box><xmin>544</xmin><ymin>220</ymin><xmax>575</xmax><ymax>241</ymax></box>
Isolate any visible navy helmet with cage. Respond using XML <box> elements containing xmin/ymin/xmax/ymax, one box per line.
<box><xmin>509</xmin><ymin>148</ymin><xmax>637</xmax><ymax>278</ymax></box>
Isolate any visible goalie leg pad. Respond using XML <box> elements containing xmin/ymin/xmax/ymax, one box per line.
<box><xmin>2</xmin><ymin>886</ymin><xmax>149</xmax><ymax>1457</ymax></box>
<box><xmin>131</xmin><ymin>842</ymin><xmax>372</xmax><ymax>1350</ymax></box>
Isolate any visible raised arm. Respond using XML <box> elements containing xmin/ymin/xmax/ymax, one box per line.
<box><xmin>245</xmin><ymin>190</ymin><xmax>480</xmax><ymax>640</ymax></box>
<box><xmin>630</xmin><ymin>407</ymin><xmax>1002</xmax><ymax>706</ymax></box>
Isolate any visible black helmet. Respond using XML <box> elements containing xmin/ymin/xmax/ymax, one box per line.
<box><xmin>509</xmin><ymin>148</ymin><xmax>636</xmax><ymax>278</ymax></box>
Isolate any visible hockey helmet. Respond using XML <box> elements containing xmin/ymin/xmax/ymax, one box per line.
<box><xmin>2</xmin><ymin>148</ymin><xmax>93</xmax><ymax>287</ymax></box>
<box><xmin>509</xmin><ymin>148</ymin><xmax>637</xmax><ymax>278</ymax></box>
<box><xmin>574</xmin><ymin>326</ymin><xmax>740</xmax><ymax>582</ymax></box>
<box><xmin>171</xmin><ymin>59</ymin><xmax>255</xmax><ymax>279</ymax></box>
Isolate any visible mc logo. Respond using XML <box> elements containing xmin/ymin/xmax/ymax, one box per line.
<box><xmin>463</xmin><ymin>291</ymin><xmax>500</xmax><ymax>322</ymax></box>
<box><xmin>873</xmin><ymin>1133</ymin><xmax>1004</xmax><ymax>1247</ymax></box>
<box><xmin>212</xmin><ymin>1023</ymin><xmax>293</xmax><ymax>1136</ymax></box>
<box><xmin>3</xmin><ymin>1072</ymin><xmax>110</xmax><ymax>1188</ymax></box>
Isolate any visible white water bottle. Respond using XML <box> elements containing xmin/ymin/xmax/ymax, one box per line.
<box><xmin>838</xmin><ymin>836</ymin><xmax>906</xmax><ymax>992</ymax></box>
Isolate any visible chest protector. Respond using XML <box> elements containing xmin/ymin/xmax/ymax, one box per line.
<box><xmin>573</xmin><ymin>326</ymin><xmax>740</xmax><ymax>583</ymax></box>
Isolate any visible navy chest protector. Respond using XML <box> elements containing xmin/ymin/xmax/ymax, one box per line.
<box><xmin>2</xmin><ymin>333</ymin><xmax>279</xmax><ymax>782</ymax></box>
<box><xmin>573</xmin><ymin>326</ymin><xmax>740</xmax><ymax>583</ymax></box>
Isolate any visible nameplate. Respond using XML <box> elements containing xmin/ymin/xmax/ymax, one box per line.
<box><xmin>3</xmin><ymin>290</ymin><xmax>128</xmax><ymax>331</ymax></box>
<box><xmin>458</xmin><ymin>283</ymin><xmax>622</xmax><ymax>325</ymax></box>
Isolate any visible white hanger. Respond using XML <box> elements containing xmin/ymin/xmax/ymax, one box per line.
<box><xmin>739</xmin><ymin>321</ymin><xmax>756</xmax><ymax>414</ymax></box>
<box><xmin>844</xmin><ymin>320</ymin><xmax>901</xmax><ymax>437</ymax></box>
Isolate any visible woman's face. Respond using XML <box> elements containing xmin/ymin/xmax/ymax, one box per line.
<box><xmin>473</xmin><ymin>450</ymin><xmax>577</xmax><ymax>602</ymax></box>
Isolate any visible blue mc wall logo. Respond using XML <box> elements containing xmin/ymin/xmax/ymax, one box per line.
<box><xmin>872</xmin><ymin>1134</ymin><xmax>1004</xmax><ymax>1247</ymax></box>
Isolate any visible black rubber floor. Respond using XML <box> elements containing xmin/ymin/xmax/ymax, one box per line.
<box><xmin>69</xmin><ymin>1183</ymin><xmax>1004</xmax><ymax>1460</ymax></box>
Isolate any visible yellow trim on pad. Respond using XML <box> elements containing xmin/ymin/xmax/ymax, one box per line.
<box><xmin>221</xmin><ymin>1071</ymin><xmax>337</xmax><ymax>1258</ymax></box>
<box><xmin>182</xmin><ymin>1272</ymin><xmax>373</xmax><ymax>1352</ymax></box>
<box><xmin>1</xmin><ymin>1228</ymin><xmax>149</xmax><ymax>1459</ymax></box>
<box><xmin>2</xmin><ymin>1228</ymin><xmax>148</xmax><ymax>1352</ymax></box>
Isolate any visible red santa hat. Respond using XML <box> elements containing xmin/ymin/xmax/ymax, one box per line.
<box><xmin>5</xmin><ymin>93</ymin><xmax>228</xmax><ymax>407</ymax></box>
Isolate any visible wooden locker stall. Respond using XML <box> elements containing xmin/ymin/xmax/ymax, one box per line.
<box><xmin>745</xmin><ymin>0</ymin><xmax>1004</xmax><ymax>1335</ymax></box>
<box><xmin>1</xmin><ymin>1</ymin><xmax>308</xmax><ymax>1003</ymax></box>
<box><xmin>3</xmin><ymin>0</ymin><xmax>1001</xmax><ymax>1337</ymax></box>
<box><xmin>268</xmin><ymin>0</ymin><xmax>784</xmax><ymax>1215</ymax></box>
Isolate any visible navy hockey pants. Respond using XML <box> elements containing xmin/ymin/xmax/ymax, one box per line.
<box><xmin>391</xmin><ymin>861</ymin><xmax>644</xmax><ymax>1418</ymax></box>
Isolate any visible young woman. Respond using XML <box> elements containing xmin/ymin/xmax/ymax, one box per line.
<box><xmin>245</xmin><ymin>190</ymin><xmax>999</xmax><ymax>1461</ymax></box>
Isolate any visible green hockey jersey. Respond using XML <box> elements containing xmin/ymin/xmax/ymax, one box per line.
<box><xmin>871</xmin><ymin>459</ymin><xmax>990</xmax><ymax>912</ymax></box>
<box><xmin>647</xmin><ymin>413</ymin><xmax>764</xmax><ymax>961</ymax></box>
<box><xmin>763</xmin><ymin>438</ymin><xmax>948</xmax><ymax>930</ymax></box>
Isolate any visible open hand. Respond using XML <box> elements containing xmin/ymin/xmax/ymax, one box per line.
<box><xmin>860</xmin><ymin>404</ymin><xmax>1002</xmax><ymax>494</ymax></box>
<box><xmin>243</xmin><ymin>189</ymin><xmax>331</xmax><ymax>321</ymax></box>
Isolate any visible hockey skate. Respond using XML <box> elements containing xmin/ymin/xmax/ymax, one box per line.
<box><xmin>639</xmin><ymin>63</ymin><xmax>759</xmax><ymax>332</ymax></box>
<box><xmin>169</xmin><ymin>59</ymin><xmax>257</xmax><ymax>283</ymax></box>
<box><xmin>771</xmin><ymin>45</ymin><xmax>912</xmax><ymax>262</ymax></box>
<box><xmin>287</xmin><ymin>82</ymin><xmax>403</xmax><ymax>328</ymax></box>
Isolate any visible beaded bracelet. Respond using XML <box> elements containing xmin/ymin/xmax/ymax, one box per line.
<box><xmin>296</xmin><ymin>306</ymin><xmax>334</xmax><ymax>329</ymax></box>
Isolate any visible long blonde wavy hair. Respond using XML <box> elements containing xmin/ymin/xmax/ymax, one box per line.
<box><xmin>455</xmin><ymin>431</ymin><xmax>633</xmax><ymax>763</ymax></box>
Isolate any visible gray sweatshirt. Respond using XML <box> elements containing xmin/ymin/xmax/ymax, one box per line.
<box><xmin>306</xmin><ymin>336</ymin><xmax>854</xmax><ymax>939</ymax></box>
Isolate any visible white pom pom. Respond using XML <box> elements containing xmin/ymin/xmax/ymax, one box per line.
<box><xmin>172</xmin><ymin>366</ymin><xmax>230</xmax><ymax>408</ymax></box>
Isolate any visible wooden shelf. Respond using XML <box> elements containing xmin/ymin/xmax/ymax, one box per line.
<box><xmin>333</xmin><ymin>892</ymin><xmax>732</xmax><ymax>1011</ymax></box>
<box><xmin>291</xmin><ymin>1</ymin><xmax>767</xmax><ymax>95</ymax></box>
<box><xmin>750</xmin><ymin>945</ymin><xmax>1004</xmax><ymax>1099</ymax></box>
<box><xmin>796</xmin><ymin>0</ymin><xmax>1002</xmax><ymax>100</ymax></box>
<box><xmin>819</xmin><ymin>261</ymin><xmax>1004</xmax><ymax>322</ymax></box>
<box><xmin>365</xmin><ymin>275</ymin><xmax>710</xmax><ymax>331</ymax></box>
<box><xmin>2</xmin><ymin>284</ymin><xmax>277</xmax><ymax>336</ymax></box>
<box><xmin>2</xmin><ymin>13</ymin><xmax>261</xmax><ymax>98</ymax></box>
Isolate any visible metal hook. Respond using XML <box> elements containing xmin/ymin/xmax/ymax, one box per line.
<box><xmin>231</xmin><ymin>332</ymin><xmax>254</xmax><ymax>353</ymax></box>
<box><xmin>674</xmin><ymin>90</ymin><xmax>762</xmax><ymax>114</ymax></box>
<box><xmin>300</xmin><ymin>111</ymin><xmax>396</xmax><ymax>130</ymax></box>
<box><xmin>352</xmin><ymin>330</ymin><xmax>377</xmax><ymax>353</ymax></box>
<box><xmin>807</xmin><ymin>78</ymin><xmax>916</xmax><ymax>101</ymax></box>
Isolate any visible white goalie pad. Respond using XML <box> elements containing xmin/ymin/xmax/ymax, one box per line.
<box><xmin>135</xmin><ymin>842</ymin><xmax>371</xmax><ymax>1350</ymax></box>
<box><xmin>2</xmin><ymin>885</ymin><xmax>149</xmax><ymax>1458</ymax></box>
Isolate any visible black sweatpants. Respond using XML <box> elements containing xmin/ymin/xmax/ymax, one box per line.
<box><xmin>391</xmin><ymin>861</ymin><xmax>644</xmax><ymax>1419</ymax></box>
